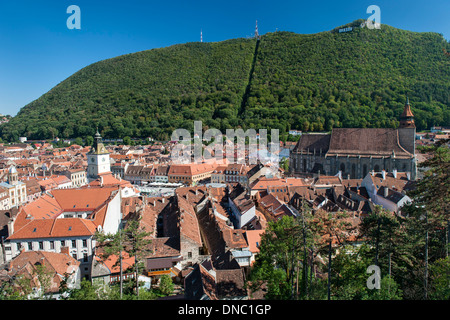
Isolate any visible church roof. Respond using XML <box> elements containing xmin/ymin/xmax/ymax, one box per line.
<box><xmin>293</xmin><ymin>128</ymin><xmax>413</xmax><ymax>158</ymax></box>
<box><xmin>326</xmin><ymin>128</ymin><xmax>413</xmax><ymax>158</ymax></box>
<box><xmin>292</xmin><ymin>133</ymin><xmax>330</xmax><ymax>154</ymax></box>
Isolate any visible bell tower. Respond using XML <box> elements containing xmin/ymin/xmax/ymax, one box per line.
<box><xmin>399</xmin><ymin>97</ymin><xmax>415</xmax><ymax>128</ymax></box>
<box><xmin>398</xmin><ymin>97</ymin><xmax>416</xmax><ymax>179</ymax></box>
<box><xmin>87</xmin><ymin>129</ymin><xmax>111</xmax><ymax>182</ymax></box>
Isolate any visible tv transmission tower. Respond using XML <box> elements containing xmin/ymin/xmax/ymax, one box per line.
<box><xmin>255</xmin><ymin>20</ymin><xmax>260</xmax><ymax>40</ymax></box>
<box><xmin>200</xmin><ymin>29</ymin><xmax>203</xmax><ymax>43</ymax></box>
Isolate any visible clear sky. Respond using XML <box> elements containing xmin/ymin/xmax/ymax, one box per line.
<box><xmin>0</xmin><ymin>0</ymin><xmax>449</xmax><ymax>116</ymax></box>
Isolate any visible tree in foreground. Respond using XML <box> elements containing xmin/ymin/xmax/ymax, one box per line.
<box><xmin>94</xmin><ymin>215</ymin><xmax>152</xmax><ymax>299</ymax></box>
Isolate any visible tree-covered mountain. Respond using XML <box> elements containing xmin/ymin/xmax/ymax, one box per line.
<box><xmin>1</xmin><ymin>20</ymin><xmax>449</xmax><ymax>142</ymax></box>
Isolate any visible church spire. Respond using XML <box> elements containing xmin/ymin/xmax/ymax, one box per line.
<box><xmin>399</xmin><ymin>96</ymin><xmax>415</xmax><ymax>128</ymax></box>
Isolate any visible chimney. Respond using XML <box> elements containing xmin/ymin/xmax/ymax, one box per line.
<box><xmin>382</xmin><ymin>170</ymin><xmax>386</xmax><ymax>180</ymax></box>
<box><xmin>162</xmin><ymin>198</ymin><xmax>165</xmax><ymax>204</ymax></box>
<box><xmin>371</xmin><ymin>170</ymin><xmax>375</xmax><ymax>176</ymax></box>
<box><xmin>392</xmin><ymin>168</ymin><xmax>397</xmax><ymax>179</ymax></box>
<box><xmin>383</xmin><ymin>186</ymin><xmax>389</xmax><ymax>198</ymax></box>
<box><xmin>7</xmin><ymin>219</ymin><xmax>14</xmax><ymax>236</ymax></box>
<box><xmin>61</xmin><ymin>246</ymin><xmax>69</xmax><ymax>255</ymax></box>
<box><xmin>406</xmin><ymin>172</ymin><xmax>411</xmax><ymax>181</ymax></box>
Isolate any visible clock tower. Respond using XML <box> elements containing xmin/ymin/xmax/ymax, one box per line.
<box><xmin>87</xmin><ymin>129</ymin><xmax>111</xmax><ymax>182</ymax></box>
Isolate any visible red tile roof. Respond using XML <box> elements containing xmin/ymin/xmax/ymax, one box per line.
<box><xmin>8</xmin><ymin>217</ymin><xmax>97</xmax><ymax>240</ymax></box>
<box><xmin>244</xmin><ymin>230</ymin><xmax>264</xmax><ymax>253</ymax></box>
<box><xmin>51</xmin><ymin>187</ymin><xmax>117</xmax><ymax>211</ymax></box>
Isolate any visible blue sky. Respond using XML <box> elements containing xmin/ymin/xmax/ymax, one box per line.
<box><xmin>0</xmin><ymin>0</ymin><xmax>449</xmax><ymax>116</ymax></box>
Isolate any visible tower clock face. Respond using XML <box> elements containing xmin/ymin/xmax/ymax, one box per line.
<box><xmin>90</xmin><ymin>158</ymin><xmax>95</xmax><ymax>163</ymax></box>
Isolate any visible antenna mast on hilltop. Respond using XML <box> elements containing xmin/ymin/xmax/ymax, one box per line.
<box><xmin>201</xmin><ymin>29</ymin><xmax>203</xmax><ymax>43</ymax></box>
<box><xmin>255</xmin><ymin>20</ymin><xmax>260</xmax><ymax>40</ymax></box>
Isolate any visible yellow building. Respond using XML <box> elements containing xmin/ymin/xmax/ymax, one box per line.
<box><xmin>0</xmin><ymin>166</ymin><xmax>27</xmax><ymax>209</ymax></box>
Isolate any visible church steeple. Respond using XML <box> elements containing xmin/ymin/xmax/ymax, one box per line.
<box><xmin>399</xmin><ymin>97</ymin><xmax>415</xmax><ymax>128</ymax></box>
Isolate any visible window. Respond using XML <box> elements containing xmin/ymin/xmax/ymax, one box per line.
<box><xmin>50</xmin><ymin>241</ymin><xmax>54</xmax><ymax>249</ymax></box>
<box><xmin>61</xmin><ymin>240</ymin><xmax>65</xmax><ymax>247</ymax></box>
<box><xmin>83</xmin><ymin>252</ymin><xmax>88</xmax><ymax>262</ymax></box>
<box><xmin>39</xmin><ymin>242</ymin><xmax>43</xmax><ymax>250</ymax></box>
<box><xmin>72</xmin><ymin>240</ymin><xmax>76</xmax><ymax>248</ymax></box>
<box><xmin>340</xmin><ymin>163</ymin><xmax>346</xmax><ymax>174</ymax></box>
<box><xmin>28</xmin><ymin>242</ymin><xmax>32</xmax><ymax>250</ymax></box>
<box><xmin>188</xmin><ymin>252</ymin><xmax>192</xmax><ymax>259</ymax></box>
<box><xmin>82</xmin><ymin>239</ymin><xmax>87</xmax><ymax>247</ymax></box>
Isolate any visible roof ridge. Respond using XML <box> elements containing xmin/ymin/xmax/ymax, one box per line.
<box><xmin>49</xmin><ymin>218</ymin><xmax>58</xmax><ymax>236</ymax></box>
<box><xmin>79</xmin><ymin>218</ymin><xmax>97</xmax><ymax>235</ymax></box>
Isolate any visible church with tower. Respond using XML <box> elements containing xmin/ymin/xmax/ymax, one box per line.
<box><xmin>289</xmin><ymin>98</ymin><xmax>417</xmax><ymax>180</ymax></box>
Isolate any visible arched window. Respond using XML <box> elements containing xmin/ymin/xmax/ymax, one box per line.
<box><xmin>340</xmin><ymin>163</ymin><xmax>345</xmax><ymax>174</ymax></box>
<box><xmin>351</xmin><ymin>163</ymin><xmax>356</xmax><ymax>179</ymax></box>
<box><xmin>363</xmin><ymin>164</ymin><xmax>368</xmax><ymax>177</ymax></box>
<box><xmin>374</xmin><ymin>164</ymin><xmax>380</xmax><ymax>172</ymax></box>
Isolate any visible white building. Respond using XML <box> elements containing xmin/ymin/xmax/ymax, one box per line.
<box><xmin>4</xmin><ymin>186</ymin><xmax>122</xmax><ymax>279</ymax></box>
<box><xmin>361</xmin><ymin>170</ymin><xmax>413</xmax><ymax>213</ymax></box>
<box><xmin>228</xmin><ymin>186</ymin><xmax>256</xmax><ymax>229</ymax></box>
<box><xmin>63</xmin><ymin>168</ymin><xmax>87</xmax><ymax>188</ymax></box>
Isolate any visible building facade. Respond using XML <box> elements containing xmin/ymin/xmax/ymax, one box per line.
<box><xmin>0</xmin><ymin>166</ymin><xmax>27</xmax><ymax>209</ymax></box>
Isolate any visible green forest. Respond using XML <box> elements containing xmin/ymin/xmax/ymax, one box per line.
<box><xmin>1</xmin><ymin>20</ymin><xmax>449</xmax><ymax>142</ymax></box>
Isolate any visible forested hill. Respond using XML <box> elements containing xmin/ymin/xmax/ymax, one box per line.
<box><xmin>2</xmin><ymin>19</ymin><xmax>449</xmax><ymax>142</ymax></box>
